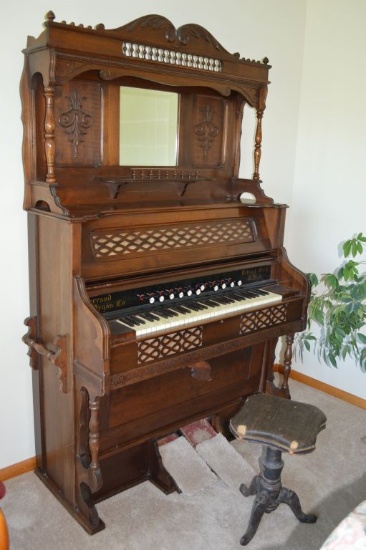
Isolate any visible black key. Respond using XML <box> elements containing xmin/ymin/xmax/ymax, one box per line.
<box><xmin>185</xmin><ymin>301</ymin><xmax>202</xmax><ymax>311</ymax></box>
<box><xmin>128</xmin><ymin>315</ymin><xmax>146</xmax><ymax>326</ymax></box>
<box><xmin>138</xmin><ymin>312</ymin><xmax>159</xmax><ymax>321</ymax></box>
<box><xmin>170</xmin><ymin>304</ymin><xmax>191</xmax><ymax>314</ymax></box>
<box><xmin>118</xmin><ymin>316</ymin><xmax>140</xmax><ymax>327</ymax></box>
<box><xmin>162</xmin><ymin>307</ymin><xmax>179</xmax><ymax>317</ymax></box>
<box><xmin>155</xmin><ymin>308</ymin><xmax>176</xmax><ymax>318</ymax></box>
<box><xmin>200</xmin><ymin>298</ymin><xmax>220</xmax><ymax>307</ymax></box>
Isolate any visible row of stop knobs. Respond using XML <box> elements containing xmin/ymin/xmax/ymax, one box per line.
<box><xmin>138</xmin><ymin>278</ymin><xmax>244</xmax><ymax>303</ymax></box>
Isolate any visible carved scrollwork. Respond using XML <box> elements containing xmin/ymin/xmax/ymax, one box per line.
<box><xmin>58</xmin><ymin>90</ymin><xmax>93</xmax><ymax>159</ymax></box>
<box><xmin>122</xmin><ymin>14</ymin><xmax>231</xmax><ymax>53</ymax></box>
<box><xmin>177</xmin><ymin>23</ymin><xmax>224</xmax><ymax>49</ymax></box>
<box><xmin>122</xmin><ymin>14</ymin><xmax>177</xmax><ymax>43</ymax></box>
<box><xmin>194</xmin><ymin>104</ymin><xmax>219</xmax><ymax>160</ymax></box>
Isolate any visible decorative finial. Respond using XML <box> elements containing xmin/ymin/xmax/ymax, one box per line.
<box><xmin>263</xmin><ymin>57</ymin><xmax>269</xmax><ymax>65</ymax></box>
<box><xmin>46</xmin><ymin>11</ymin><xmax>55</xmax><ymax>22</ymax></box>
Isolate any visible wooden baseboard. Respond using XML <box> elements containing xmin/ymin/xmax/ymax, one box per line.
<box><xmin>289</xmin><ymin>369</ymin><xmax>366</xmax><ymax>410</ymax></box>
<box><xmin>273</xmin><ymin>364</ymin><xmax>366</xmax><ymax>410</ymax></box>
<box><xmin>1</xmin><ymin>372</ymin><xmax>365</xmax><ymax>481</ymax></box>
<box><xmin>0</xmin><ymin>457</ymin><xmax>36</xmax><ymax>482</ymax></box>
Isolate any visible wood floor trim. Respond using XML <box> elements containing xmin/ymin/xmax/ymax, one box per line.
<box><xmin>0</xmin><ymin>457</ymin><xmax>36</xmax><ymax>482</ymax></box>
<box><xmin>289</xmin><ymin>369</ymin><xmax>366</xmax><ymax>410</ymax></box>
<box><xmin>1</xmin><ymin>371</ymin><xmax>365</xmax><ymax>481</ymax></box>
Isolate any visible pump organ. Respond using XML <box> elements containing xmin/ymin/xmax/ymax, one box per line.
<box><xmin>21</xmin><ymin>12</ymin><xmax>309</xmax><ymax>533</ymax></box>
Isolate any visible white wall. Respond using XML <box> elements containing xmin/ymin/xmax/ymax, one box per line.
<box><xmin>287</xmin><ymin>0</ymin><xmax>366</xmax><ymax>398</ymax></box>
<box><xmin>0</xmin><ymin>0</ymin><xmax>314</xmax><ymax>470</ymax></box>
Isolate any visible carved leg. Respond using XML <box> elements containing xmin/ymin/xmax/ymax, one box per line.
<box><xmin>78</xmin><ymin>482</ymin><xmax>105</xmax><ymax>534</ymax></box>
<box><xmin>240</xmin><ymin>491</ymin><xmax>272</xmax><ymax>546</ymax></box>
<box><xmin>149</xmin><ymin>440</ymin><xmax>181</xmax><ymax>494</ymax></box>
<box><xmin>74</xmin><ymin>386</ymin><xmax>104</xmax><ymax>533</ymax></box>
<box><xmin>277</xmin><ymin>487</ymin><xmax>317</xmax><ymax>523</ymax></box>
<box><xmin>239</xmin><ymin>475</ymin><xmax>261</xmax><ymax>497</ymax></box>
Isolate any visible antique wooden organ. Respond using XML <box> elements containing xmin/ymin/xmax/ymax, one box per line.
<box><xmin>21</xmin><ymin>12</ymin><xmax>309</xmax><ymax>533</ymax></box>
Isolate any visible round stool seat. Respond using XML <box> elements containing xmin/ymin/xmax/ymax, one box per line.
<box><xmin>230</xmin><ymin>392</ymin><xmax>327</xmax><ymax>454</ymax></box>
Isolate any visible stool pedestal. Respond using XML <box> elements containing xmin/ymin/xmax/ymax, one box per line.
<box><xmin>239</xmin><ymin>445</ymin><xmax>316</xmax><ymax>546</ymax></box>
<box><xmin>229</xmin><ymin>392</ymin><xmax>326</xmax><ymax>546</ymax></box>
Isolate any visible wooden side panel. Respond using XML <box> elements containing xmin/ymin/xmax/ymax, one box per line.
<box><xmin>32</xmin><ymin>215</ymin><xmax>81</xmax><ymax>505</ymax></box>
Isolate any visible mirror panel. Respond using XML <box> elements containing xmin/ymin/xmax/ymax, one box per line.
<box><xmin>119</xmin><ymin>87</ymin><xmax>178</xmax><ymax>166</ymax></box>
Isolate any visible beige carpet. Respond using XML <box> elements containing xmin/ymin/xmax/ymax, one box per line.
<box><xmin>1</xmin><ymin>380</ymin><xmax>366</xmax><ymax>549</ymax></box>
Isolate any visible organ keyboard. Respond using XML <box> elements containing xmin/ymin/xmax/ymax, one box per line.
<box><xmin>104</xmin><ymin>276</ymin><xmax>284</xmax><ymax>338</ymax></box>
<box><xmin>114</xmin><ymin>286</ymin><xmax>282</xmax><ymax>337</ymax></box>
<box><xmin>21</xmin><ymin>12</ymin><xmax>310</xmax><ymax>535</ymax></box>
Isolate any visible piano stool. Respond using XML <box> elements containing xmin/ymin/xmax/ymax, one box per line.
<box><xmin>229</xmin><ymin>393</ymin><xmax>327</xmax><ymax>546</ymax></box>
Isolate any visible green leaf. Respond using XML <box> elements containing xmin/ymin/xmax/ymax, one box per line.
<box><xmin>324</xmin><ymin>274</ymin><xmax>339</xmax><ymax>289</ymax></box>
<box><xmin>343</xmin><ymin>240</ymin><xmax>352</xmax><ymax>258</ymax></box>
<box><xmin>352</xmin><ymin>241</ymin><xmax>359</xmax><ymax>257</ymax></box>
<box><xmin>308</xmin><ymin>273</ymin><xmax>319</xmax><ymax>287</ymax></box>
<box><xmin>328</xmin><ymin>351</ymin><xmax>338</xmax><ymax>368</ymax></box>
<box><xmin>357</xmin><ymin>333</ymin><xmax>366</xmax><ymax>344</ymax></box>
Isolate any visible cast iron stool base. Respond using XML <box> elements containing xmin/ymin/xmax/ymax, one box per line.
<box><xmin>239</xmin><ymin>445</ymin><xmax>317</xmax><ymax>546</ymax></box>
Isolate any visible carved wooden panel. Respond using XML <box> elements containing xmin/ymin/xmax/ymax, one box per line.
<box><xmin>239</xmin><ymin>304</ymin><xmax>288</xmax><ymax>335</ymax></box>
<box><xmin>90</xmin><ymin>218</ymin><xmax>255</xmax><ymax>261</ymax></box>
<box><xmin>191</xmin><ymin>95</ymin><xmax>226</xmax><ymax>166</ymax></box>
<box><xmin>138</xmin><ymin>326</ymin><xmax>203</xmax><ymax>364</ymax></box>
<box><xmin>54</xmin><ymin>81</ymin><xmax>102</xmax><ymax>165</ymax></box>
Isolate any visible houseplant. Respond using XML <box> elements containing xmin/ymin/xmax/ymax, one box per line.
<box><xmin>296</xmin><ymin>233</ymin><xmax>366</xmax><ymax>371</ymax></box>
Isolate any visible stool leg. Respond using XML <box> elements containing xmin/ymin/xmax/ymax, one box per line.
<box><xmin>277</xmin><ymin>487</ymin><xmax>317</xmax><ymax>523</ymax></box>
<box><xmin>238</xmin><ymin>445</ymin><xmax>316</xmax><ymax>545</ymax></box>
<box><xmin>239</xmin><ymin>490</ymin><xmax>268</xmax><ymax>545</ymax></box>
<box><xmin>239</xmin><ymin>446</ymin><xmax>284</xmax><ymax>545</ymax></box>
<box><xmin>240</xmin><ymin>475</ymin><xmax>261</xmax><ymax>497</ymax></box>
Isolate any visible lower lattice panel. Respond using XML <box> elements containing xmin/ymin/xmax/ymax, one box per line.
<box><xmin>137</xmin><ymin>326</ymin><xmax>203</xmax><ymax>364</ymax></box>
<box><xmin>239</xmin><ymin>304</ymin><xmax>288</xmax><ymax>335</ymax></box>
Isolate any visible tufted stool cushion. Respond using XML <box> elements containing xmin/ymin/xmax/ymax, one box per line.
<box><xmin>229</xmin><ymin>392</ymin><xmax>327</xmax><ymax>546</ymax></box>
<box><xmin>230</xmin><ymin>392</ymin><xmax>327</xmax><ymax>454</ymax></box>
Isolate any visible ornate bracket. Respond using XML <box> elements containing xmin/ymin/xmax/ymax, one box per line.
<box><xmin>23</xmin><ymin>316</ymin><xmax>68</xmax><ymax>393</ymax></box>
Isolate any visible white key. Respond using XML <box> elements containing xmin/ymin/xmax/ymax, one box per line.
<box><xmin>115</xmin><ymin>289</ymin><xmax>282</xmax><ymax>338</ymax></box>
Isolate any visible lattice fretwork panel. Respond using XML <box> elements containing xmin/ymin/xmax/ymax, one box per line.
<box><xmin>138</xmin><ymin>326</ymin><xmax>203</xmax><ymax>364</ymax></box>
<box><xmin>91</xmin><ymin>219</ymin><xmax>255</xmax><ymax>260</ymax></box>
<box><xmin>239</xmin><ymin>304</ymin><xmax>288</xmax><ymax>335</ymax></box>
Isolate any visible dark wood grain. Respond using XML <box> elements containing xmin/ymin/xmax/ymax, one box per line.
<box><xmin>21</xmin><ymin>12</ymin><xmax>310</xmax><ymax>534</ymax></box>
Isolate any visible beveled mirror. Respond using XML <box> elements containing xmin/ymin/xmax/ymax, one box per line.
<box><xmin>119</xmin><ymin>87</ymin><xmax>179</xmax><ymax>166</ymax></box>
